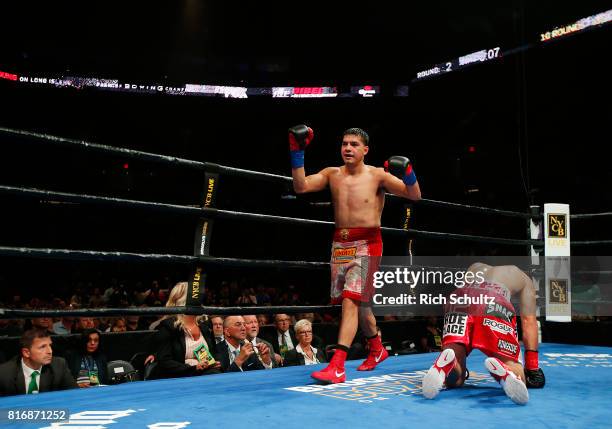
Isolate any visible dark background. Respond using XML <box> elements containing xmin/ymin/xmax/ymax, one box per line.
<box><xmin>0</xmin><ymin>1</ymin><xmax>610</xmax><ymax>301</ymax></box>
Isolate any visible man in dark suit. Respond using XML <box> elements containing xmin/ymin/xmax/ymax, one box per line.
<box><xmin>265</xmin><ymin>314</ymin><xmax>298</xmax><ymax>358</ymax></box>
<box><xmin>243</xmin><ymin>315</ymin><xmax>277</xmax><ymax>369</ymax></box>
<box><xmin>0</xmin><ymin>328</ymin><xmax>76</xmax><ymax>396</ymax></box>
<box><xmin>216</xmin><ymin>316</ymin><xmax>269</xmax><ymax>372</ymax></box>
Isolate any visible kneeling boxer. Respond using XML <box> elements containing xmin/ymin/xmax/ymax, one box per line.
<box><xmin>422</xmin><ymin>263</ymin><xmax>546</xmax><ymax>404</ymax></box>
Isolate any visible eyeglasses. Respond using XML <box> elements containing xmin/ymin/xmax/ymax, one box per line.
<box><xmin>297</xmin><ymin>330</ymin><xmax>312</xmax><ymax>335</ymax></box>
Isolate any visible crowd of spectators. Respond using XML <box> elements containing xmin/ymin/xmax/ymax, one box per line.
<box><xmin>0</xmin><ymin>279</ymin><xmax>440</xmax><ymax>396</ymax></box>
<box><xmin>5</xmin><ymin>271</ymin><xmax>605</xmax><ymax>397</ymax></box>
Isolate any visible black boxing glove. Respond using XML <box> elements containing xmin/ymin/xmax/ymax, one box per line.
<box><xmin>384</xmin><ymin>156</ymin><xmax>417</xmax><ymax>186</ymax></box>
<box><xmin>288</xmin><ymin>124</ymin><xmax>314</xmax><ymax>168</ymax></box>
<box><xmin>524</xmin><ymin>350</ymin><xmax>545</xmax><ymax>388</ymax></box>
<box><xmin>525</xmin><ymin>368</ymin><xmax>545</xmax><ymax>388</ymax></box>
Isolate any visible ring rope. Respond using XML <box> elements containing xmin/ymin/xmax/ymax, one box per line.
<box><xmin>0</xmin><ymin>126</ymin><xmax>536</xmax><ymax>219</ymax></box>
<box><xmin>0</xmin><ymin>305</ymin><xmax>341</xmax><ymax>319</ymax></box>
<box><xmin>570</xmin><ymin>212</ymin><xmax>612</xmax><ymax>220</ymax></box>
<box><xmin>571</xmin><ymin>240</ymin><xmax>612</xmax><ymax>246</ymax></box>
<box><xmin>0</xmin><ymin>246</ymin><xmax>329</xmax><ymax>268</ymax></box>
<box><xmin>0</xmin><ymin>185</ymin><xmax>541</xmax><ymax>246</ymax></box>
<box><xmin>2</xmin><ymin>299</ymin><xmax>608</xmax><ymax>320</ymax></box>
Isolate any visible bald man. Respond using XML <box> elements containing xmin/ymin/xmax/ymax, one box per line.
<box><xmin>215</xmin><ymin>316</ymin><xmax>267</xmax><ymax>372</ymax></box>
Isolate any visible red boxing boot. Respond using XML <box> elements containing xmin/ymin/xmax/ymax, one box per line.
<box><xmin>311</xmin><ymin>348</ymin><xmax>347</xmax><ymax>384</ymax></box>
<box><xmin>357</xmin><ymin>335</ymin><xmax>389</xmax><ymax>371</ymax></box>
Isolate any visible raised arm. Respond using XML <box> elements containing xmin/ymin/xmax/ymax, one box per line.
<box><xmin>288</xmin><ymin>124</ymin><xmax>331</xmax><ymax>194</ymax></box>
<box><xmin>381</xmin><ymin>156</ymin><xmax>421</xmax><ymax>200</ymax></box>
<box><xmin>293</xmin><ymin>167</ymin><xmax>332</xmax><ymax>194</ymax></box>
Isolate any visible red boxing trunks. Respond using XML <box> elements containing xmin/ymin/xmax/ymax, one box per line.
<box><xmin>442</xmin><ymin>281</ymin><xmax>520</xmax><ymax>362</ymax></box>
<box><xmin>330</xmin><ymin>227</ymin><xmax>382</xmax><ymax>304</ymax></box>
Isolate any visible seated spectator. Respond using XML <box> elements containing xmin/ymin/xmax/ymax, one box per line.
<box><xmin>216</xmin><ymin>316</ymin><xmax>267</xmax><ymax>372</ymax></box>
<box><xmin>283</xmin><ymin>319</ymin><xmax>326</xmax><ymax>366</ymax></box>
<box><xmin>0</xmin><ymin>328</ymin><xmax>76</xmax><ymax>396</ymax></box>
<box><xmin>210</xmin><ymin>316</ymin><xmax>224</xmax><ymax>344</ymax></box>
<box><xmin>108</xmin><ymin>317</ymin><xmax>127</xmax><ymax>332</ymax></box>
<box><xmin>52</xmin><ymin>317</ymin><xmax>75</xmax><ymax>335</ymax></box>
<box><xmin>419</xmin><ymin>316</ymin><xmax>442</xmax><ymax>353</ymax></box>
<box><xmin>256</xmin><ymin>314</ymin><xmax>270</xmax><ymax>326</ymax></box>
<box><xmin>66</xmin><ymin>329</ymin><xmax>108</xmax><ymax>387</ymax></box>
<box><xmin>243</xmin><ymin>315</ymin><xmax>276</xmax><ymax>369</ymax></box>
<box><xmin>74</xmin><ymin>317</ymin><xmax>95</xmax><ymax>333</ymax></box>
<box><xmin>236</xmin><ymin>289</ymin><xmax>257</xmax><ymax>306</ymax></box>
<box><xmin>255</xmin><ymin>285</ymin><xmax>270</xmax><ymax>305</ymax></box>
<box><xmin>155</xmin><ymin>282</ymin><xmax>220</xmax><ymax>378</ymax></box>
<box><xmin>27</xmin><ymin>316</ymin><xmax>55</xmax><ymax>335</ymax></box>
<box><xmin>293</xmin><ymin>313</ymin><xmax>325</xmax><ymax>349</ymax></box>
<box><xmin>88</xmin><ymin>288</ymin><xmax>105</xmax><ymax>308</ymax></box>
<box><xmin>69</xmin><ymin>287</ymin><xmax>83</xmax><ymax>307</ymax></box>
<box><xmin>265</xmin><ymin>314</ymin><xmax>297</xmax><ymax>360</ymax></box>
<box><xmin>125</xmin><ymin>315</ymin><xmax>147</xmax><ymax>331</ymax></box>
<box><xmin>0</xmin><ymin>319</ymin><xmax>24</xmax><ymax>338</ymax></box>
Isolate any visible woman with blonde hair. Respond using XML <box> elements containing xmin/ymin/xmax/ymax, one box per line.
<box><xmin>154</xmin><ymin>282</ymin><xmax>220</xmax><ymax>378</ymax></box>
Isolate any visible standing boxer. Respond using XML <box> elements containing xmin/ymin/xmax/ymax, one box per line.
<box><xmin>289</xmin><ymin>125</ymin><xmax>421</xmax><ymax>384</ymax></box>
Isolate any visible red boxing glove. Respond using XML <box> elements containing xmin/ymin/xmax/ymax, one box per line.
<box><xmin>288</xmin><ymin>125</ymin><xmax>314</xmax><ymax>168</ymax></box>
<box><xmin>288</xmin><ymin>125</ymin><xmax>314</xmax><ymax>151</ymax></box>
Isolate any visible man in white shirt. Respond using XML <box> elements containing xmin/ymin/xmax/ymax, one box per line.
<box><xmin>52</xmin><ymin>317</ymin><xmax>74</xmax><ymax>335</ymax></box>
<box><xmin>243</xmin><ymin>315</ymin><xmax>278</xmax><ymax>368</ymax></box>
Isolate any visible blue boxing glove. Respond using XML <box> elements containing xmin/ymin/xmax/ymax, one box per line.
<box><xmin>288</xmin><ymin>124</ymin><xmax>314</xmax><ymax>169</ymax></box>
<box><xmin>384</xmin><ymin>156</ymin><xmax>417</xmax><ymax>186</ymax></box>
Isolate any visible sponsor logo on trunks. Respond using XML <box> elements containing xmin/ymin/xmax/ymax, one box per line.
<box><xmin>497</xmin><ymin>339</ymin><xmax>518</xmax><ymax>355</ymax></box>
<box><xmin>443</xmin><ymin>313</ymin><xmax>467</xmax><ymax>336</ymax></box>
<box><xmin>549</xmin><ymin>279</ymin><xmax>569</xmax><ymax>304</ymax></box>
<box><xmin>548</xmin><ymin>213</ymin><xmax>566</xmax><ymax>238</ymax></box>
<box><xmin>333</xmin><ymin>247</ymin><xmax>357</xmax><ymax>263</ymax></box>
<box><xmin>485</xmin><ymin>302</ymin><xmax>514</xmax><ymax>322</ymax></box>
<box><xmin>483</xmin><ymin>318</ymin><xmax>514</xmax><ymax>335</ymax></box>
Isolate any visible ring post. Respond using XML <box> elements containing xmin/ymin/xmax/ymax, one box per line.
<box><xmin>543</xmin><ymin>203</ymin><xmax>572</xmax><ymax>322</ymax></box>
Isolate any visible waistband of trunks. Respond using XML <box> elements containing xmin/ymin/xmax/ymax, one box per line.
<box><xmin>466</xmin><ymin>280</ymin><xmax>512</xmax><ymax>301</ymax></box>
<box><xmin>333</xmin><ymin>227</ymin><xmax>382</xmax><ymax>243</ymax></box>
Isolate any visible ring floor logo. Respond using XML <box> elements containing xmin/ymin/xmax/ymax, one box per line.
<box><xmin>541</xmin><ymin>353</ymin><xmax>612</xmax><ymax>368</ymax></box>
<box><xmin>285</xmin><ymin>371</ymin><xmax>493</xmax><ymax>403</ymax></box>
<box><xmin>38</xmin><ymin>409</ymin><xmax>191</xmax><ymax>428</ymax></box>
